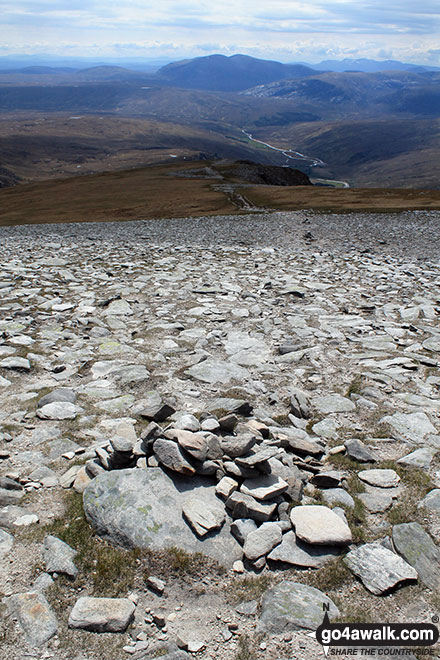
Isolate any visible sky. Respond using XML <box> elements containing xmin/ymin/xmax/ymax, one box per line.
<box><xmin>1</xmin><ymin>0</ymin><xmax>440</xmax><ymax>65</ymax></box>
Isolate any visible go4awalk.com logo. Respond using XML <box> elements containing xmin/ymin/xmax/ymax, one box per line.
<box><xmin>307</xmin><ymin>604</ymin><xmax>439</xmax><ymax>657</ymax></box>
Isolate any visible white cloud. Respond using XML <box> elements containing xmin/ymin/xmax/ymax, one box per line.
<box><xmin>0</xmin><ymin>0</ymin><xmax>439</xmax><ymax>65</ymax></box>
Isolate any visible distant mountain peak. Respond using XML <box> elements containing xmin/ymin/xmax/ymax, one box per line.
<box><xmin>157</xmin><ymin>54</ymin><xmax>319</xmax><ymax>92</ymax></box>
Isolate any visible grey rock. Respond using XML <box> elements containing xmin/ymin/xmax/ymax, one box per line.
<box><xmin>310</xmin><ymin>471</ymin><xmax>343</xmax><ymax>488</ymax></box>
<box><xmin>83</xmin><ymin>468</ymin><xmax>242</xmax><ymax>567</ymax></box>
<box><xmin>243</xmin><ymin>522</ymin><xmax>282</xmax><ymax>560</ymax></box>
<box><xmin>7</xmin><ymin>591</ymin><xmax>57</xmax><ymax>646</ymax></box>
<box><xmin>358</xmin><ymin>469</ymin><xmax>400</xmax><ymax>488</ymax></box>
<box><xmin>344</xmin><ymin>543</ymin><xmax>418</xmax><ymax>595</ymax></box>
<box><xmin>110</xmin><ymin>435</ymin><xmax>135</xmax><ymax>453</ymax></box>
<box><xmin>43</xmin><ymin>535</ymin><xmax>78</xmax><ymax>578</ymax></box>
<box><xmin>173</xmin><ymin>414</ymin><xmax>200</xmax><ymax>432</ymax></box>
<box><xmin>418</xmin><ymin>489</ymin><xmax>440</xmax><ymax>513</ymax></box>
<box><xmin>313</xmin><ymin>394</ymin><xmax>355</xmax><ymax>414</ymax></box>
<box><xmin>0</xmin><ymin>356</ymin><xmax>31</xmax><ymax>371</ymax></box>
<box><xmin>0</xmin><ymin>476</ymin><xmax>22</xmax><ymax>491</ymax></box>
<box><xmin>225</xmin><ymin>491</ymin><xmax>277</xmax><ymax>522</ymax></box>
<box><xmin>289</xmin><ymin>388</ymin><xmax>311</xmax><ymax>419</ymax></box>
<box><xmin>344</xmin><ymin>438</ymin><xmax>376</xmax><ymax>463</ymax></box>
<box><xmin>32</xmin><ymin>573</ymin><xmax>54</xmax><ymax>592</ymax></box>
<box><xmin>182</xmin><ymin>495</ymin><xmax>225</xmax><ymax>537</ymax></box>
<box><xmin>0</xmin><ymin>488</ymin><xmax>23</xmax><ymax>506</ymax></box>
<box><xmin>153</xmin><ymin>439</ymin><xmax>195</xmax><ymax>475</ymax></box>
<box><xmin>220</xmin><ymin>433</ymin><xmax>257</xmax><ymax>458</ymax></box>
<box><xmin>240</xmin><ymin>474</ymin><xmax>288</xmax><ymax>501</ymax></box>
<box><xmin>397</xmin><ymin>448</ymin><xmax>435</xmax><ymax>470</ymax></box>
<box><xmin>218</xmin><ymin>414</ymin><xmax>238</xmax><ymax>433</ymax></box>
<box><xmin>0</xmin><ymin>528</ymin><xmax>14</xmax><ymax>557</ymax></box>
<box><xmin>37</xmin><ymin>402</ymin><xmax>79</xmax><ymax>420</ymax></box>
<box><xmin>258</xmin><ymin>581</ymin><xmax>339</xmax><ymax>632</ymax></box>
<box><xmin>206</xmin><ymin>398</ymin><xmax>253</xmax><ymax>416</ymax></box>
<box><xmin>235</xmin><ymin>445</ymin><xmax>280</xmax><ymax>468</ymax></box>
<box><xmin>359</xmin><ymin>491</ymin><xmax>394</xmax><ymax>513</ymax></box>
<box><xmin>105</xmin><ymin>299</ymin><xmax>133</xmax><ymax>315</ymax></box>
<box><xmin>281</xmin><ymin>431</ymin><xmax>323</xmax><ymax>458</ymax></box>
<box><xmin>37</xmin><ymin>388</ymin><xmax>76</xmax><ymax>408</ymax></box>
<box><xmin>230</xmin><ymin>518</ymin><xmax>258</xmax><ymax>545</ymax></box>
<box><xmin>267</xmin><ymin>531</ymin><xmax>342</xmax><ymax>567</ymax></box>
<box><xmin>146</xmin><ymin>576</ymin><xmax>166</xmax><ymax>594</ymax></box>
<box><xmin>68</xmin><ymin>596</ymin><xmax>135</xmax><ymax>632</ymax></box>
<box><xmin>381</xmin><ymin>412</ymin><xmax>437</xmax><ymax>444</ymax></box>
<box><xmin>223</xmin><ymin>460</ymin><xmax>259</xmax><ymax>479</ymax></box>
<box><xmin>312</xmin><ymin>417</ymin><xmax>339</xmax><ymax>439</ymax></box>
<box><xmin>0</xmin><ymin>504</ymin><xmax>27</xmax><ymax>527</ymax></box>
<box><xmin>321</xmin><ymin>488</ymin><xmax>355</xmax><ymax>509</ymax></box>
<box><xmin>392</xmin><ymin>522</ymin><xmax>440</xmax><ymax>590</ymax></box>
<box><xmin>185</xmin><ymin>359</ymin><xmax>250</xmax><ymax>385</ymax></box>
<box><xmin>215</xmin><ymin>476</ymin><xmax>238</xmax><ymax>499</ymax></box>
<box><xmin>165</xmin><ymin>429</ymin><xmax>222</xmax><ymax>461</ymax></box>
<box><xmin>290</xmin><ymin>505</ymin><xmax>352</xmax><ymax>545</ymax></box>
<box><xmin>236</xmin><ymin>600</ymin><xmax>258</xmax><ymax>616</ymax></box>
<box><xmin>139</xmin><ymin>392</ymin><xmax>175</xmax><ymax>422</ymax></box>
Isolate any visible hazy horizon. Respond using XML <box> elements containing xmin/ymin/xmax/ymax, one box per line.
<box><xmin>1</xmin><ymin>1</ymin><xmax>439</xmax><ymax>68</ymax></box>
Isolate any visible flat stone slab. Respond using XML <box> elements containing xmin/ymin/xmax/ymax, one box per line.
<box><xmin>397</xmin><ymin>448</ymin><xmax>436</xmax><ymax>470</ymax></box>
<box><xmin>83</xmin><ymin>468</ymin><xmax>242</xmax><ymax>567</ymax></box>
<box><xmin>185</xmin><ymin>359</ymin><xmax>250</xmax><ymax>384</ymax></box>
<box><xmin>358</xmin><ymin>469</ymin><xmax>400</xmax><ymax>488</ymax></box>
<box><xmin>68</xmin><ymin>596</ymin><xmax>135</xmax><ymax>632</ymax></box>
<box><xmin>392</xmin><ymin>522</ymin><xmax>440</xmax><ymax>590</ymax></box>
<box><xmin>7</xmin><ymin>591</ymin><xmax>57</xmax><ymax>646</ymax></box>
<box><xmin>290</xmin><ymin>505</ymin><xmax>352</xmax><ymax>546</ymax></box>
<box><xmin>418</xmin><ymin>489</ymin><xmax>440</xmax><ymax>513</ymax></box>
<box><xmin>321</xmin><ymin>488</ymin><xmax>355</xmax><ymax>509</ymax></box>
<box><xmin>225</xmin><ymin>491</ymin><xmax>277</xmax><ymax>522</ymax></box>
<box><xmin>43</xmin><ymin>535</ymin><xmax>78</xmax><ymax>578</ymax></box>
<box><xmin>313</xmin><ymin>394</ymin><xmax>355</xmax><ymax>414</ymax></box>
<box><xmin>182</xmin><ymin>495</ymin><xmax>225</xmax><ymax>537</ymax></box>
<box><xmin>0</xmin><ymin>356</ymin><xmax>31</xmax><ymax>371</ymax></box>
<box><xmin>344</xmin><ymin>543</ymin><xmax>418</xmax><ymax>595</ymax></box>
<box><xmin>37</xmin><ymin>402</ymin><xmax>79</xmax><ymax>420</ymax></box>
<box><xmin>243</xmin><ymin>522</ymin><xmax>282</xmax><ymax>560</ymax></box>
<box><xmin>381</xmin><ymin>412</ymin><xmax>437</xmax><ymax>444</ymax></box>
<box><xmin>37</xmin><ymin>388</ymin><xmax>76</xmax><ymax>408</ymax></box>
<box><xmin>359</xmin><ymin>491</ymin><xmax>394</xmax><ymax>513</ymax></box>
<box><xmin>267</xmin><ymin>531</ymin><xmax>342</xmax><ymax>567</ymax></box>
<box><xmin>241</xmin><ymin>474</ymin><xmax>288</xmax><ymax>501</ymax></box>
<box><xmin>258</xmin><ymin>581</ymin><xmax>339</xmax><ymax>633</ymax></box>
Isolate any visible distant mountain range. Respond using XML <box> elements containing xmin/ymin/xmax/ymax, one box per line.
<box><xmin>308</xmin><ymin>58</ymin><xmax>440</xmax><ymax>73</ymax></box>
<box><xmin>0</xmin><ymin>52</ymin><xmax>439</xmax><ymax>190</ymax></box>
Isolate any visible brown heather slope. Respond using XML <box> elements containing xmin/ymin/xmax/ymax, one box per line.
<box><xmin>1</xmin><ymin>160</ymin><xmax>440</xmax><ymax>226</ymax></box>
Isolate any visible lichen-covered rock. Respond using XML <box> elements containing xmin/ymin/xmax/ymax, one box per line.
<box><xmin>83</xmin><ymin>468</ymin><xmax>241</xmax><ymax>567</ymax></box>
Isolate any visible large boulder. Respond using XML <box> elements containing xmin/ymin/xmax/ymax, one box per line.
<box><xmin>83</xmin><ymin>468</ymin><xmax>242</xmax><ymax>567</ymax></box>
<box><xmin>258</xmin><ymin>581</ymin><xmax>339</xmax><ymax>633</ymax></box>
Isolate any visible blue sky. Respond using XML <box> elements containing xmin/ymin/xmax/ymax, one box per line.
<box><xmin>1</xmin><ymin>0</ymin><xmax>439</xmax><ymax>64</ymax></box>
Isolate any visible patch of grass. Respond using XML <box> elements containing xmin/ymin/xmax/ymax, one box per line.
<box><xmin>228</xmin><ymin>575</ymin><xmax>272</xmax><ymax>604</ymax></box>
<box><xmin>345</xmin><ymin>473</ymin><xmax>366</xmax><ymax>495</ymax></box>
<box><xmin>326</xmin><ymin>453</ymin><xmax>362</xmax><ymax>471</ymax></box>
<box><xmin>346</xmin><ymin>374</ymin><xmax>364</xmax><ymax>397</ymax></box>
<box><xmin>301</xmin><ymin>559</ymin><xmax>352</xmax><ymax>592</ymax></box>
<box><xmin>24</xmin><ymin>490</ymin><xmax>139</xmax><ymax>596</ymax></box>
<box><xmin>381</xmin><ymin>462</ymin><xmax>434</xmax><ymax>527</ymax></box>
<box><xmin>235</xmin><ymin>634</ymin><xmax>261</xmax><ymax>660</ymax></box>
<box><xmin>335</xmin><ymin>604</ymin><xmax>374</xmax><ymax>624</ymax></box>
<box><xmin>343</xmin><ymin>497</ymin><xmax>368</xmax><ymax>544</ymax></box>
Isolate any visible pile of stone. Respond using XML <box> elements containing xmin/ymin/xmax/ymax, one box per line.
<box><xmin>77</xmin><ymin>393</ymin><xmax>369</xmax><ymax>571</ymax></box>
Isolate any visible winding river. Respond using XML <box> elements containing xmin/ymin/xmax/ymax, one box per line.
<box><xmin>242</xmin><ymin>129</ymin><xmax>350</xmax><ymax>188</ymax></box>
